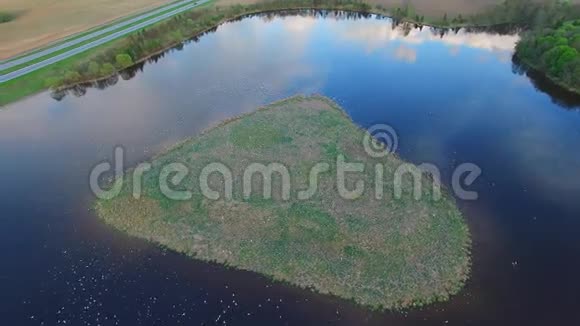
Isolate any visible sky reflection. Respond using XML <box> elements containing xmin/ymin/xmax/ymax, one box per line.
<box><xmin>2</xmin><ymin>13</ymin><xmax>580</xmax><ymax>325</ymax></box>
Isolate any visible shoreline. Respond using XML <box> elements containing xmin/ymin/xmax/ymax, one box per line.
<box><xmin>515</xmin><ymin>55</ymin><xmax>580</xmax><ymax>96</ymax></box>
<box><xmin>3</xmin><ymin>2</ymin><xmax>524</xmax><ymax>106</ymax></box>
<box><xmin>52</xmin><ymin>6</ymin><xmax>519</xmax><ymax>93</ymax></box>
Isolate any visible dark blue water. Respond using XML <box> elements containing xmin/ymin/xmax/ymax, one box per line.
<box><xmin>2</xmin><ymin>12</ymin><xmax>580</xmax><ymax>325</ymax></box>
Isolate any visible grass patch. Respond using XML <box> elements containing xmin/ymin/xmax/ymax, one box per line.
<box><xmin>0</xmin><ymin>12</ymin><xmax>16</xmax><ymax>23</ymax></box>
<box><xmin>0</xmin><ymin>0</ymin><xmax>207</xmax><ymax>74</ymax></box>
<box><xmin>230</xmin><ymin>119</ymin><xmax>293</xmax><ymax>149</ymax></box>
<box><xmin>95</xmin><ymin>95</ymin><xmax>471</xmax><ymax>309</ymax></box>
<box><xmin>0</xmin><ymin>11</ymin><xmax>17</xmax><ymax>24</ymax></box>
<box><xmin>0</xmin><ymin>0</ymin><xmax>185</xmax><ymax>58</ymax></box>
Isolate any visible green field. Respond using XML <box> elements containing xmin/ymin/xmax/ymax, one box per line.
<box><xmin>95</xmin><ymin>95</ymin><xmax>471</xmax><ymax>309</ymax></box>
<box><xmin>0</xmin><ymin>0</ymin><xmax>206</xmax><ymax>75</ymax></box>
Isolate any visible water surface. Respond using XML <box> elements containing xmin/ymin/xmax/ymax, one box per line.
<box><xmin>2</xmin><ymin>11</ymin><xmax>580</xmax><ymax>325</ymax></box>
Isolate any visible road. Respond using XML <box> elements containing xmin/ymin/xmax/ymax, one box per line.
<box><xmin>0</xmin><ymin>0</ymin><xmax>197</xmax><ymax>70</ymax></box>
<box><xmin>0</xmin><ymin>0</ymin><xmax>210</xmax><ymax>83</ymax></box>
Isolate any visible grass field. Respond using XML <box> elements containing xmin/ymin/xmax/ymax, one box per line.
<box><xmin>0</xmin><ymin>0</ymin><xmax>201</xmax><ymax>75</ymax></box>
<box><xmin>95</xmin><ymin>95</ymin><xmax>471</xmax><ymax>309</ymax></box>
<box><xmin>0</xmin><ymin>0</ymin><xmax>173</xmax><ymax>59</ymax></box>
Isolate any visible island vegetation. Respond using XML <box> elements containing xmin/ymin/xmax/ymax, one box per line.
<box><xmin>515</xmin><ymin>19</ymin><xmax>580</xmax><ymax>93</ymax></box>
<box><xmin>95</xmin><ymin>95</ymin><xmax>471</xmax><ymax>309</ymax></box>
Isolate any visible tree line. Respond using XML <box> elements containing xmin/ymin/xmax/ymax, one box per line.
<box><xmin>44</xmin><ymin>0</ymin><xmax>580</xmax><ymax>92</ymax></box>
<box><xmin>516</xmin><ymin>19</ymin><xmax>580</xmax><ymax>92</ymax></box>
<box><xmin>43</xmin><ymin>0</ymin><xmax>378</xmax><ymax>89</ymax></box>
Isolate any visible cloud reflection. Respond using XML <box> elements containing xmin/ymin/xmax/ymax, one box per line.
<box><xmin>392</xmin><ymin>45</ymin><xmax>417</xmax><ymax>63</ymax></box>
<box><xmin>332</xmin><ymin>18</ymin><xmax>519</xmax><ymax>61</ymax></box>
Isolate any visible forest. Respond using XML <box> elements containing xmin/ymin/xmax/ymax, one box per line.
<box><xmin>516</xmin><ymin>19</ymin><xmax>580</xmax><ymax>92</ymax></box>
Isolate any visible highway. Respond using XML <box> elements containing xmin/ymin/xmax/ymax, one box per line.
<box><xmin>0</xmin><ymin>0</ymin><xmax>196</xmax><ymax>70</ymax></box>
<box><xmin>0</xmin><ymin>0</ymin><xmax>209</xmax><ymax>83</ymax></box>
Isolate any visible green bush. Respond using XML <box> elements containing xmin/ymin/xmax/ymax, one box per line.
<box><xmin>63</xmin><ymin>71</ymin><xmax>82</xmax><ymax>83</ymax></box>
<box><xmin>88</xmin><ymin>61</ymin><xmax>100</xmax><ymax>76</ymax></box>
<box><xmin>100</xmin><ymin>63</ymin><xmax>116</xmax><ymax>76</ymax></box>
<box><xmin>571</xmin><ymin>36</ymin><xmax>580</xmax><ymax>50</ymax></box>
<box><xmin>44</xmin><ymin>76</ymin><xmax>63</xmax><ymax>88</ymax></box>
<box><xmin>0</xmin><ymin>12</ymin><xmax>16</xmax><ymax>23</ymax></box>
<box><xmin>115</xmin><ymin>53</ymin><xmax>134</xmax><ymax>69</ymax></box>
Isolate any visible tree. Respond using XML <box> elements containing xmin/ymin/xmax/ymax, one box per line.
<box><xmin>44</xmin><ymin>76</ymin><xmax>63</xmax><ymax>88</ymax></box>
<box><xmin>571</xmin><ymin>35</ymin><xmax>580</xmax><ymax>51</ymax></box>
<box><xmin>88</xmin><ymin>61</ymin><xmax>100</xmax><ymax>76</ymax></box>
<box><xmin>554</xmin><ymin>46</ymin><xmax>578</xmax><ymax>74</ymax></box>
<box><xmin>359</xmin><ymin>2</ymin><xmax>371</xmax><ymax>12</ymax></box>
<box><xmin>516</xmin><ymin>19</ymin><xmax>580</xmax><ymax>91</ymax></box>
<box><xmin>574</xmin><ymin>63</ymin><xmax>580</xmax><ymax>85</ymax></box>
<box><xmin>100</xmin><ymin>63</ymin><xmax>116</xmax><ymax>76</ymax></box>
<box><xmin>406</xmin><ymin>2</ymin><xmax>415</xmax><ymax>19</ymax></box>
<box><xmin>64</xmin><ymin>70</ymin><xmax>82</xmax><ymax>83</ymax></box>
<box><xmin>115</xmin><ymin>53</ymin><xmax>134</xmax><ymax>69</ymax></box>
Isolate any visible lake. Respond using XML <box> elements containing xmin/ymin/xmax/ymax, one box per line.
<box><xmin>2</xmin><ymin>11</ymin><xmax>580</xmax><ymax>325</ymax></box>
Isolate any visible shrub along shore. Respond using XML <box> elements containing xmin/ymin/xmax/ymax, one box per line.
<box><xmin>3</xmin><ymin>0</ymin><xmax>579</xmax><ymax>105</ymax></box>
<box><xmin>95</xmin><ymin>95</ymin><xmax>472</xmax><ymax>309</ymax></box>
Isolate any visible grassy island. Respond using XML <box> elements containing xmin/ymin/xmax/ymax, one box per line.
<box><xmin>516</xmin><ymin>19</ymin><xmax>580</xmax><ymax>94</ymax></box>
<box><xmin>95</xmin><ymin>95</ymin><xmax>470</xmax><ymax>309</ymax></box>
